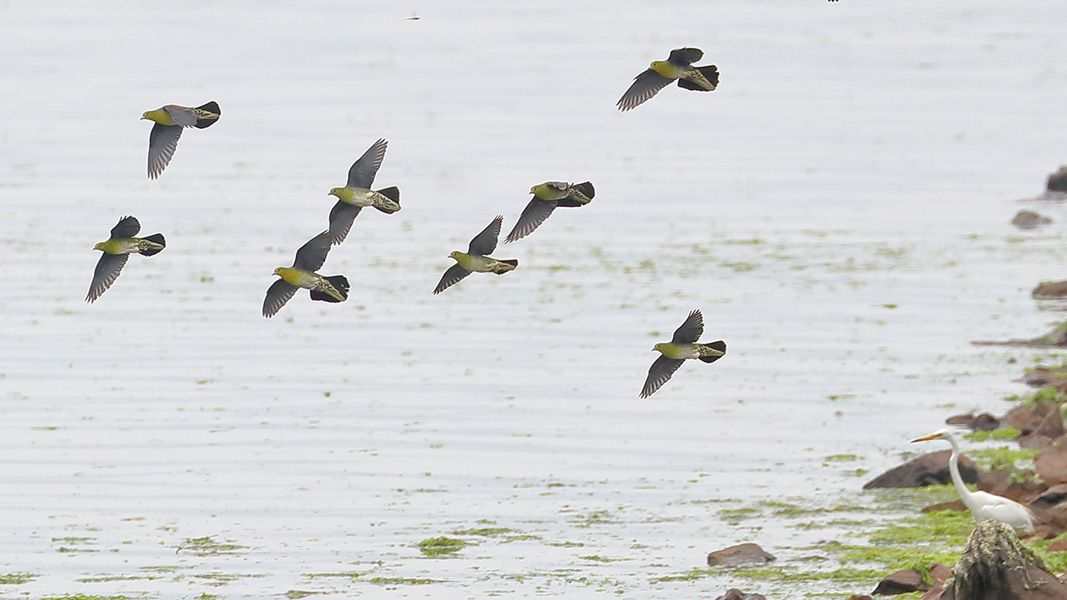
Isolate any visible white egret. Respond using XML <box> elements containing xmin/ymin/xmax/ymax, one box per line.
<box><xmin>911</xmin><ymin>428</ymin><xmax>1035</xmax><ymax>534</ymax></box>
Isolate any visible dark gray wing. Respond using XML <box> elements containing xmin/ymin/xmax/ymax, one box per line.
<box><xmin>263</xmin><ymin>279</ymin><xmax>298</xmax><ymax>318</ymax></box>
<box><xmin>433</xmin><ymin>264</ymin><xmax>471</xmax><ymax>295</ymax></box>
<box><xmin>86</xmin><ymin>253</ymin><xmax>129</xmax><ymax>303</ymax></box>
<box><xmin>292</xmin><ymin>231</ymin><xmax>332</xmax><ymax>272</ymax></box>
<box><xmin>164</xmin><ymin>105</ymin><xmax>200</xmax><ymax>127</ymax></box>
<box><xmin>110</xmin><ymin>215</ymin><xmax>140</xmax><ymax>239</ymax></box>
<box><xmin>467</xmin><ymin>215</ymin><xmax>503</xmax><ymax>256</ymax></box>
<box><xmin>667</xmin><ymin>47</ymin><xmax>703</xmax><ymax>66</ymax></box>
<box><xmin>327</xmin><ymin>201</ymin><xmax>363</xmax><ymax>245</ymax></box>
<box><xmin>505</xmin><ymin>198</ymin><xmax>556</xmax><ymax>243</ymax></box>
<box><xmin>347</xmin><ymin>138</ymin><xmax>388</xmax><ymax>189</ymax></box>
<box><xmin>148</xmin><ymin>123</ymin><xmax>182</xmax><ymax>179</ymax></box>
<box><xmin>640</xmin><ymin>355</ymin><xmax>685</xmax><ymax>398</ymax></box>
<box><xmin>671</xmin><ymin>309</ymin><xmax>704</xmax><ymax>344</ymax></box>
<box><xmin>617</xmin><ymin>69</ymin><xmax>673</xmax><ymax>112</ymax></box>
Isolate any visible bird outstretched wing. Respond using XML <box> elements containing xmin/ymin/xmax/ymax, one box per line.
<box><xmin>468</xmin><ymin>216</ymin><xmax>503</xmax><ymax>256</ymax></box>
<box><xmin>148</xmin><ymin>123</ymin><xmax>183</xmax><ymax>179</ymax></box>
<box><xmin>671</xmin><ymin>309</ymin><xmax>704</xmax><ymax>344</ymax></box>
<box><xmin>433</xmin><ymin>264</ymin><xmax>471</xmax><ymax>295</ymax></box>
<box><xmin>110</xmin><ymin>215</ymin><xmax>141</xmax><ymax>239</ymax></box>
<box><xmin>641</xmin><ymin>355</ymin><xmax>684</xmax><ymax>398</ymax></box>
<box><xmin>506</xmin><ymin>198</ymin><xmax>556</xmax><ymax>243</ymax></box>
<box><xmin>292</xmin><ymin>231</ymin><xmax>332</xmax><ymax>272</ymax></box>
<box><xmin>667</xmin><ymin>47</ymin><xmax>703</xmax><ymax>66</ymax></box>
<box><xmin>263</xmin><ymin>279</ymin><xmax>298</xmax><ymax>318</ymax></box>
<box><xmin>347</xmin><ymin>138</ymin><xmax>388</xmax><ymax>189</ymax></box>
<box><xmin>86</xmin><ymin>253</ymin><xmax>129</xmax><ymax>303</ymax></box>
<box><xmin>327</xmin><ymin>202</ymin><xmax>363</xmax><ymax>245</ymax></box>
<box><xmin>617</xmin><ymin>69</ymin><xmax>673</xmax><ymax>111</ymax></box>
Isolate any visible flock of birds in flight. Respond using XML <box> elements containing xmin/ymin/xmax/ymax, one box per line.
<box><xmin>88</xmin><ymin>47</ymin><xmax>720</xmax><ymax>398</ymax></box>
<box><xmin>82</xmin><ymin>24</ymin><xmax>1040</xmax><ymax>536</ymax></box>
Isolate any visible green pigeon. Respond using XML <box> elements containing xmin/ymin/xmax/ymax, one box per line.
<box><xmin>640</xmin><ymin>309</ymin><xmax>726</xmax><ymax>398</ymax></box>
<box><xmin>141</xmin><ymin>101</ymin><xmax>221</xmax><ymax>179</ymax></box>
<box><xmin>617</xmin><ymin>48</ymin><xmax>718</xmax><ymax>112</ymax></box>
<box><xmin>263</xmin><ymin>231</ymin><xmax>350</xmax><ymax>318</ymax></box>
<box><xmin>505</xmin><ymin>181</ymin><xmax>595</xmax><ymax>243</ymax></box>
<box><xmin>433</xmin><ymin>216</ymin><xmax>517</xmax><ymax>294</ymax></box>
<box><xmin>327</xmin><ymin>138</ymin><xmax>401</xmax><ymax>244</ymax></box>
<box><xmin>86</xmin><ymin>216</ymin><xmax>166</xmax><ymax>303</ymax></box>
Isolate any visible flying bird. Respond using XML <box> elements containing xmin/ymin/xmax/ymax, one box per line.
<box><xmin>617</xmin><ymin>48</ymin><xmax>719</xmax><ymax>112</ymax></box>
<box><xmin>640</xmin><ymin>310</ymin><xmax>726</xmax><ymax>398</ymax></box>
<box><xmin>326</xmin><ymin>138</ymin><xmax>401</xmax><ymax>245</ymax></box>
<box><xmin>86</xmin><ymin>216</ymin><xmax>166</xmax><ymax>303</ymax></box>
<box><xmin>263</xmin><ymin>231</ymin><xmax>350</xmax><ymax>318</ymax></box>
<box><xmin>912</xmin><ymin>429</ymin><xmax>1035</xmax><ymax>534</ymax></box>
<box><xmin>433</xmin><ymin>216</ymin><xmax>517</xmax><ymax>294</ymax></box>
<box><xmin>505</xmin><ymin>181</ymin><xmax>595</xmax><ymax>243</ymax></box>
<box><xmin>141</xmin><ymin>101</ymin><xmax>221</xmax><ymax>179</ymax></box>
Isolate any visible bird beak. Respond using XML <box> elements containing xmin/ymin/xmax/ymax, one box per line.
<box><xmin>911</xmin><ymin>433</ymin><xmax>941</xmax><ymax>443</ymax></box>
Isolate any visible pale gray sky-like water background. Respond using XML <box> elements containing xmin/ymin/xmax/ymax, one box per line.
<box><xmin>3</xmin><ymin>0</ymin><xmax>1067</xmax><ymax>598</ymax></box>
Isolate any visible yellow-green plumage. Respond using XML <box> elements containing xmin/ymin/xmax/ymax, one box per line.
<box><xmin>640</xmin><ymin>310</ymin><xmax>726</xmax><ymax>398</ymax></box>
<box><xmin>263</xmin><ymin>232</ymin><xmax>350</xmax><ymax>318</ymax></box>
<box><xmin>506</xmin><ymin>181</ymin><xmax>595</xmax><ymax>243</ymax></box>
<box><xmin>142</xmin><ymin>101</ymin><xmax>221</xmax><ymax>179</ymax></box>
<box><xmin>433</xmin><ymin>216</ymin><xmax>518</xmax><ymax>294</ymax></box>
<box><xmin>617</xmin><ymin>48</ymin><xmax>719</xmax><ymax>112</ymax></box>
<box><xmin>326</xmin><ymin>138</ymin><xmax>401</xmax><ymax>245</ymax></box>
<box><xmin>86</xmin><ymin>216</ymin><xmax>166</xmax><ymax>303</ymax></box>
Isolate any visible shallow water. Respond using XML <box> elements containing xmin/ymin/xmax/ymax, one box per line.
<box><xmin>4</xmin><ymin>0</ymin><xmax>1067</xmax><ymax>598</ymax></box>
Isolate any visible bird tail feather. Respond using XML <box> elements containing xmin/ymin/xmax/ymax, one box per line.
<box><xmin>139</xmin><ymin>233</ymin><xmax>166</xmax><ymax>256</ymax></box>
<box><xmin>493</xmin><ymin>259</ymin><xmax>519</xmax><ymax>273</ymax></box>
<box><xmin>310</xmin><ymin>275</ymin><xmax>350</xmax><ymax>303</ymax></box>
<box><xmin>698</xmin><ymin>340</ymin><xmax>727</xmax><ymax>363</ymax></box>
<box><xmin>374</xmin><ymin>186</ymin><xmax>401</xmax><ymax>213</ymax></box>
<box><xmin>194</xmin><ymin>101</ymin><xmax>221</xmax><ymax>128</ymax></box>
<box><xmin>677</xmin><ymin>66</ymin><xmax>719</xmax><ymax>91</ymax></box>
<box><xmin>573</xmin><ymin>181</ymin><xmax>595</xmax><ymax>200</ymax></box>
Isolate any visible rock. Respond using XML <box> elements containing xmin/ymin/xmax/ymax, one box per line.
<box><xmin>937</xmin><ymin>521</ymin><xmax>1067</xmax><ymax>600</ymax></box>
<box><xmin>929</xmin><ymin>562</ymin><xmax>952</xmax><ymax>583</ymax></box>
<box><xmin>863</xmin><ymin>450</ymin><xmax>979</xmax><ymax>489</ymax></box>
<box><xmin>972</xmin><ymin>321</ymin><xmax>1067</xmax><ymax>347</ymax></box>
<box><xmin>945</xmin><ymin>413</ymin><xmax>999</xmax><ymax>431</ymax></box>
<box><xmin>707</xmin><ymin>543</ymin><xmax>776</xmax><ymax>567</ymax></box>
<box><xmin>715</xmin><ymin>590</ymin><xmax>766</xmax><ymax>600</ymax></box>
<box><xmin>1029</xmin><ymin>483</ymin><xmax>1067</xmax><ymax>510</ymax></box>
<box><xmin>1022</xmin><ymin>366</ymin><xmax>1067</xmax><ymax>390</ymax></box>
<box><xmin>923</xmin><ymin>499</ymin><xmax>967</xmax><ymax>513</ymax></box>
<box><xmin>1049</xmin><ymin>538</ymin><xmax>1067</xmax><ymax>552</ymax></box>
<box><xmin>1037</xmin><ymin>447</ymin><xmax>1067</xmax><ymax>487</ymax></box>
<box><xmin>872</xmin><ymin>568</ymin><xmax>928</xmax><ymax>595</ymax></box>
<box><xmin>849</xmin><ymin>596</ymin><xmax>873</xmax><ymax>600</ymax></box>
<box><xmin>1012</xmin><ymin>209</ymin><xmax>1053</xmax><ymax>230</ymax></box>
<box><xmin>1003</xmin><ymin>400</ymin><xmax>1064</xmax><ymax>448</ymax></box>
<box><xmin>1049</xmin><ymin>166</ymin><xmax>1067</xmax><ymax>192</ymax></box>
<box><xmin>1034</xmin><ymin>282</ymin><xmax>1067</xmax><ymax>300</ymax></box>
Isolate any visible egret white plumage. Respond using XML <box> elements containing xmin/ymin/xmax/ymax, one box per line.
<box><xmin>911</xmin><ymin>428</ymin><xmax>1035</xmax><ymax>534</ymax></box>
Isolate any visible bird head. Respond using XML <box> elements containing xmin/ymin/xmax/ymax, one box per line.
<box><xmin>140</xmin><ymin>112</ymin><xmax>149</xmax><ymax>120</ymax></box>
<box><xmin>449</xmin><ymin>250</ymin><xmax>463</xmax><ymax>261</ymax></box>
<box><xmin>93</xmin><ymin>242</ymin><xmax>106</xmax><ymax>251</ymax></box>
<box><xmin>911</xmin><ymin>428</ymin><xmax>951</xmax><ymax>443</ymax></box>
<box><xmin>649</xmin><ymin>60</ymin><xmax>675</xmax><ymax>78</ymax></box>
<box><xmin>328</xmin><ymin>187</ymin><xmax>353</xmax><ymax>201</ymax></box>
<box><xmin>272</xmin><ymin>267</ymin><xmax>285</xmax><ymax>276</ymax></box>
<box><xmin>652</xmin><ymin>342</ymin><xmax>668</xmax><ymax>354</ymax></box>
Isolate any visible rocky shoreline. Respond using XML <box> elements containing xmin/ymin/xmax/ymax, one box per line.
<box><xmin>705</xmin><ymin>168</ymin><xmax>1067</xmax><ymax>599</ymax></box>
